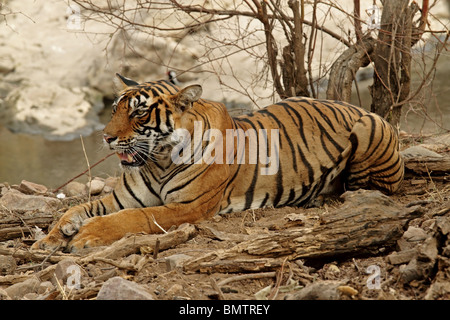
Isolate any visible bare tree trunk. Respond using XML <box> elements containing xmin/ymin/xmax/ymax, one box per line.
<box><xmin>370</xmin><ymin>0</ymin><xmax>415</xmax><ymax>127</ymax></box>
<box><xmin>326</xmin><ymin>37</ymin><xmax>375</xmax><ymax>102</ymax></box>
<box><xmin>285</xmin><ymin>0</ymin><xmax>309</xmax><ymax>97</ymax></box>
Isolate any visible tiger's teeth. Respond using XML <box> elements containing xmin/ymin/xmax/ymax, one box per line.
<box><xmin>127</xmin><ymin>154</ymin><xmax>133</xmax><ymax>162</ymax></box>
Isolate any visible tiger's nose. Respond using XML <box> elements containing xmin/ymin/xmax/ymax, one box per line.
<box><xmin>103</xmin><ymin>134</ymin><xmax>117</xmax><ymax>144</ymax></box>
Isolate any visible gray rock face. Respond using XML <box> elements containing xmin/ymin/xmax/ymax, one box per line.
<box><xmin>0</xmin><ymin>189</ymin><xmax>60</xmax><ymax>212</ymax></box>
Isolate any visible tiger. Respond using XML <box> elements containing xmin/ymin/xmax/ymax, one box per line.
<box><xmin>32</xmin><ymin>73</ymin><xmax>404</xmax><ymax>252</ymax></box>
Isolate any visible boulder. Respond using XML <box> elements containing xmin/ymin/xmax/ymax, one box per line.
<box><xmin>87</xmin><ymin>178</ymin><xmax>105</xmax><ymax>196</ymax></box>
<box><xmin>64</xmin><ymin>181</ymin><xmax>87</xmax><ymax>197</ymax></box>
<box><xmin>0</xmin><ymin>190</ymin><xmax>60</xmax><ymax>212</ymax></box>
<box><xmin>18</xmin><ymin>180</ymin><xmax>48</xmax><ymax>195</ymax></box>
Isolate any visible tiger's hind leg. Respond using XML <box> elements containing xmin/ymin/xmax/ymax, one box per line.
<box><xmin>345</xmin><ymin>114</ymin><xmax>404</xmax><ymax>194</ymax></box>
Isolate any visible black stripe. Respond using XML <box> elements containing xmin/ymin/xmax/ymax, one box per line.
<box><xmin>99</xmin><ymin>201</ymin><xmax>107</xmax><ymax>216</ymax></box>
<box><xmin>123</xmin><ymin>175</ymin><xmax>145</xmax><ymax>207</ymax></box>
<box><xmin>297</xmin><ymin>145</ymin><xmax>314</xmax><ymax>185</ymax></box>
<box><xmin>244</xmin><ymin>165</ymin><xmax>259</xmax><ymax>210</ymax></box>
<box><xmin>260</xmin><ymin>193</ymin><xmax>270</xmax><ymax>208</ymax></box>
<box><xmin>272</xmin><ymin>164</ymin><xmax>284</xmax><ymax>207</ymax></box>
<box><xmin>283</xmin><ymin>188</ymin><xmax>296</xmax><ymax>206</ymax></box>
<box><xmin>278</xmin><ymin>102</ymin><xmax>310</xmax><ymax>151</ymax></box>
<box><xmin>83</xmin><ymin>205</ymin><xmax>93</xmax><ymax>218</ymax></box>
<box><xmin>139</xmin><ymin>170</ymin><xmax>161</xmax><ymax>201</ymax></box>
<box><xmin>113</xmin><ymin>190</ymin><xmax>124</xmax><ymax>210</ymax></box>
<box><xmin>165</xmin><ymin>165</ymin><xmax>210</xmax><ymax>196</ymax></box>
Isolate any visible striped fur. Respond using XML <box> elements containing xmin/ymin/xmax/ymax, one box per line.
<box><xmin>32</xmin><ymin>74</ymin><xmax>404</xmax><ymax>252</ymax></box>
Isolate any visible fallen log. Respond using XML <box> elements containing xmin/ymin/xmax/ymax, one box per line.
<box><xmin>82</xmin><ymin>222</ymin><xmax>198</xmax><ymax>260</ymax></box>
<box><xmin>0</xmin><ymin>213</ymin><xmax>54</xmax><ymax>241</ymax></box>
<box><xmin>404</xmin><ymin>156</ymin><xmax>450</xmax><ymax>175</ymax></box>
<box><xmin>183</xmin><ymin>190</ymin><xmax>424</xmax><ymax>273</ymax></box>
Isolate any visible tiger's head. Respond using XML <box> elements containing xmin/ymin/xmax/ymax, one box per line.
<box><xmin>103</xmin><ymin>73</ymin><xmax>202</xmax><ymax>167</ymax></box>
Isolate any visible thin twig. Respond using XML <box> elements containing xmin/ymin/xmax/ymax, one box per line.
<box><xmin>153</xmin><ymin>238</ymin><xmax>160</xmax><ymax>259</ymax></box>
<box><xmin>210</xmin><ymin>278</ymin><xmax>226</xmax><ymax>300</ymax></box>
<box><xmin>150</xmin><ymin>214</ymin><xmax>168</xmax><ymax>234</ymax></box>
<box><xmin>53</xmin><ymin>152</ymin><xmax>115</xmax><ymax>193</ymax></box>
<box><xmin>217</xmin><ymin>272</ymin><xmax>277</xmax><ymax>287</ymax></box>
<box><xmin>15</xmin><ymin>243</ymin><xmax>62</xmax><ymax>271</ymax></box>
<box><xmin>80</xmin><ymin>135</ymin><xmax>92</xmax><ymax>202</ymax></box>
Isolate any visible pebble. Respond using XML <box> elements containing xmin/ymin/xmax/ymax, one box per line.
<box><xmin>337</xmin><ymin>285</ymin><xmax>358</xmax><ymax>297</ymax></box>
<box><xmin>286</xmin><ymin>281</ymin><xmax>343</xmax><ymax>300</ymax></box>
<box><xmin>165</xmin><ymin>254</ymin><xmax>192</xmax><ymax>271</ymax></box>
<box><xmin>5</xmin><ymin>277</ymin><xmax>40</xmax><ymax>300</ymax></box>
<box><xmin>387</xmin><ymin>249</ymin><xmax>417</xmax><ymax>265</ymax></box>
<box><xmin>0</xmin><ymin>255</ymin><xmax>17</xmax><ymax>275</ymax></box>
<box><xmin>96</xmin><ymin>276</ymin><xmax>154</xmax><ymax>300</ymax></box>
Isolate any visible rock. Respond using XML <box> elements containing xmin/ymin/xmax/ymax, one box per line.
<box><xmin>64</xmin><ymin>181</ymin><xmax>87</xmax><ymax>197</ymax></box>
<box><xmin>165</xmin><ymin>284</ymin><xmax>184</xmax><ymax>297</ymax></box>
<box><xmin>87</xmin><ymin>179</ymin><xmax>105</xmax><ymax>195</ymax></box>
<box><xmin>0</xmin><ymin>288</ymin><xmax>11</xmax><ymax>300</ymax></box>
<box><xmin>424</xmin><ymin>257</ymin><xmax>450</xmax><ymax>300</ymax></box>
<box><xmin>387</xmin><ymin>249</ymin><xmax>417</xmax><ymax>265</ymax></box>
<box><xmin>397</xmin><ymin>226</ymin><xmax>429</xmax><ymax>251</ymax></box>
<box><xmin>54</xmin><ymin>259</ymin><xmax>82</xmax><ymax>289</ymax></box>
<box><xmin>403</xmin><ymin>226</ymin><xmax>428</xmax><ymax>242</ymax></box>
<box><xmin>104</xmin><ymin>177</ymin><xmax>118</xmax><ymax>189</ymax></box>
<box><xmin>436</xmin><ymin>217</ymin><xmax>450</xmax><ymax>236</ymax></box>
<box><xmin>0</xmin><ymin>256</ymin><xmax>17</xmax><ymax>275</ymax></box>
<box><xmin>165</xmin><ymin>254</ymin><xmax>192</xmax><ymax>271</ymax></box>
<box><xmin>3</xmin><ymin>82</ymin><xmax>104</xmax><ymax>140</ymax></box>
<box><xmin>18</xmin><ymin>180</ymin><xmax>48</xmax><ymax>195</ymax></box>
<box><xmin>38</xmin><ymin>281</ymin><xmax>55</xmax><ymax>295</ymax></box>
<box><xmin>5</xmin><ymin>277</ymin><xmax>40</xmax><ymax>300</ymax></box>
<box><xmin>399</xmin><ymin>259</ymin><xmax>421</xmax><ymax>283</ymax></box>
<box><xmin>417</xmin><ymin>237</ymin><xmax>438</xmax><ymax>262</ymax></box>
<box><xmin>336</xmin><ymin>285</ymin><xmax>358</xmax><ymax>297</ymax></box>
<box><xmin>424</xmin><ymin>280</ymin><xmax>450</xmax><ymax>300</ymax></box>
<box><xmin>0</xmin><ymin>190</ymin><xmax>60</xmax><ymax>212</ymax></box>
<box><xmin>96</xmin><ymin>276</ymin><xmax>154</xmax><ymax>300</ymax></box>
<box><xmin>400</xmin><ymin>237</ymin><xmax>438</xmax><ymax>283</ymax></box>
<box><xmin>286</xmin><ymin>281</ymin><xmax>344</xmax><ymax>300</ymax></box>
<box><xmin>400</xmin><ymin>145</ymin><xmax>443</xmax><ymax>158</ymax></box>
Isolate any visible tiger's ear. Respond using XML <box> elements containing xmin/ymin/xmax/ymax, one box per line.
<box><xmin>115</xmin><ymin>73</ymin><xmax>139</xmax><ymax>89</ymax></box>
<box><xmin>172</xmin><ymin>84</ymin><xmax>202</xmax><ymax>112</ymax></box>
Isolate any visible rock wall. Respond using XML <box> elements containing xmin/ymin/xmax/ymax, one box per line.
<box><xmin>0</xmin><ymin>0</ymin><xmax>204</xmax><ymax>140</ymax></box>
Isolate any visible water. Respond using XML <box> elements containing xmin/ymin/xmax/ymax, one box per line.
<box><xmin>0</xmin><ymin>124</ymin><xmax>121</xmax><ymax>188</ymax></box>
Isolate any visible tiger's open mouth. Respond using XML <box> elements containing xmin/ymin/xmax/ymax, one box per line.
<box><xmin>116</xmin><ymin>151</ymin><xmax>147</xmax><ymax>167</ymax></box>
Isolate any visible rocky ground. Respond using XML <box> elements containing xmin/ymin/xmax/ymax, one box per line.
<box><xmin>0</xmin><ymin>134</ymin><xmax>449</xmax><ymax>300</ymax></box>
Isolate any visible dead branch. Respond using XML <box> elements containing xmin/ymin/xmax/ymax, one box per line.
<box><xmin>81</xmin><ymin>222</ymin><xmax>197</xmax><ymax>260</ymax></box>
<box><xmin>184</xmin><ymin>190</ymin><xmax>425</xmax><ymax>273</ymax></box>
<box><xmin>404</xmin><ymin>156</ymin><xmax>450</xmax><ymax>175</ymax></box>
<box><xmin>0</xmin><ymin>213</ymin><xmax>55</xmax><ymax>241</ymax></box>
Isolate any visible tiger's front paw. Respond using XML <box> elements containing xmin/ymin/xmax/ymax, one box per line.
<box><xmin>30</xmin><ymin>209</ymin><xmax>85</xmax><ymax>252</ymax></box>
<box><xmin>31</xmin><ymin>231</ymin><xmax>69</xmax><ymax>252</ymax></box>
<box><xmin>66</xmin><ymin>216</ymin><xmax>117</xmax><ymax>253</ymax></box>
